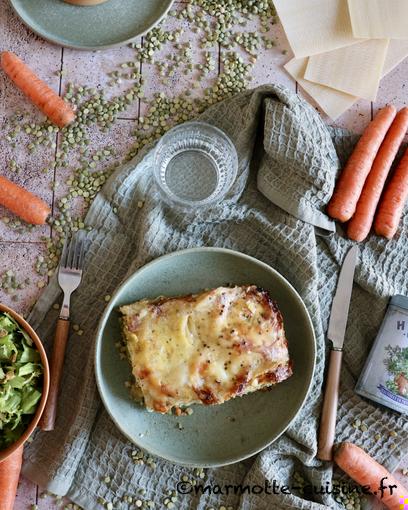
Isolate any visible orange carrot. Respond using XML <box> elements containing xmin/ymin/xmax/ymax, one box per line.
<box><xmin>374</xmin><ymin>144</ymin><xmax>408</xmax><ymax>239</ymax></box>
<box><xmin>334</xmin><ymin>442</ymin><xmax>408</xmax><ymax>510</ymax></box>
<box><xmin>1</xmin><ymin>51</ymin><xmax>75</xmax><ymax>128</ymax></box>
<box><xmin>327</xmin><ymin>105</ymin><xmax>397</xmax><ymax>223</ymax></box>
<box><xmin>0</xmin><ymin>446</ymin><xmax>23</xmax><ymax>510</ymax></box>
<box><xmin>0</xmin><ymin>175</ymin><xmax>51</xmax><ymax>225</ymax></box>
<box><xmin>348</xmin><ymin>107</ymin><xmax>408</xmax><ymax>242</ymax></box>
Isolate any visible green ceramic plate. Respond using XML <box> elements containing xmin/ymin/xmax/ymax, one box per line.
<box><xmin>9</xmin><ymin>0</ymin><xmax>175</xmax><ymax>50</ymax></box>
<box><xmin>95</xmin><ymin>248</ymin><xmax>316</xmax><ymax>467</ymax></box>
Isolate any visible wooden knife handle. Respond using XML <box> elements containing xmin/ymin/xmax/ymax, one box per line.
<box><xmin>40</xmin><ymin>319</ymin><xmax>70</xmax><ymax>431</ymax></box>
<box><xmin>0</xmin><ymin>445</ymin><xmax>23</xmax><ymax>510</ymax></box>
<box><xmin>317</xmin><ymin>349</ymin><xmax>343</xmax><ymax>461</ymax></box>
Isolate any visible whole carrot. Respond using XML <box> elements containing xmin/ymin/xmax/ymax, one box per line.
<box><xmin>327</xmin><ymin>105</ymin><xmax>397</xmax><ymax>223</ymax></box>
<box><xmin>0</xmin><ymin>175</ymin><xmax>51</xmax><ymax>225</ymax></box>
<box><xmin>348</xmin><ymin>107</ymin><xmax>408</xmax><ymax>242</ymax></box>
<box><xmin>1</xmin><ymin>51</ymin><xmax>75</xmax><ymax>128</ymax></box>
<box><xmin>334</xmin><ymin>442</ymin><xmax>408</xmax><ymax>510</ymax></box>
<box><xmin>0</xmin><ymin>446</ymin><xmax>23</xmax><ymax>510</ymax></box>
<box><xmin>374</xmin><ymin>145</ymin><xmax>408</xmax><ymax>239</ymax></box>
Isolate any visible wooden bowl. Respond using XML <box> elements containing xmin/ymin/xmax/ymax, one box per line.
<box><xmin>0</xmin><ymin>303</ymin><xmax>50</xmax><ymax>463</ymax></box>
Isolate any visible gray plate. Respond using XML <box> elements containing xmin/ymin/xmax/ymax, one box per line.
<box><xmin>9</xmin><ymin>0</ymin><xmax>175</xmax><ymax>50</ymax></box>
<box><xmin>95</xmin><ymin>248</ymin><xmax>316</xmax><ymax>467</ymax></box>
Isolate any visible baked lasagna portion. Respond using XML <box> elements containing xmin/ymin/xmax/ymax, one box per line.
<box><xmin>119</xmin><ymin>285</ymin><xmax>292</xmax><ymax>414</ymax></box>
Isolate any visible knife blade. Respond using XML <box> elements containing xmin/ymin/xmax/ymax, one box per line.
<box><xmin>317</xmin><ymin>246</ymin><xmax>359</xmax><ymax>461</ymax></box>
<box><xmin>327</xmin><ymin>245</ymin><xmax>359</xmax><ymax>350</ymax></box>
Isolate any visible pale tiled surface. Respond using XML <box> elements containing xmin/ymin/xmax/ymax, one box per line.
<box><xmin>375</xmin><ymin>56</ymin><xmax>408</xmax><ymax>123</ymax></box>
<box><xmin>0</xmin><ymin>1</ymin><xmax>407</xmax><ymax>508</ymax></box>
<box><xmin>62</xmin><ymin>44</ymin><xmax>142</xmax><ymax>119</ymax></box>
<box><xmin>140</xmin><ymin>10</ymin><xmax>218</xmax><ymax>118</ymax></box>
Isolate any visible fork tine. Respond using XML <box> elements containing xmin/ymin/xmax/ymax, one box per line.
<box><xmin>75</xmin><ymin>231</ymin><xmax>86</xmax><ymax>270</ymax></box>
<box><xmin>60</xmin><ymin>235</ymin><xmax>70</xmax><ymax>268</ymax></box>
<box><xmin>66</xmin><ymin>234</ymin><xmax>77</xmax><ymax>269</ymax></box>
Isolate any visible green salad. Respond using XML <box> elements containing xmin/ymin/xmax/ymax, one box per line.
<box><xmin>0</xmin><ymin>312</ymin><xmax>43</xmax><ymax>450</ymax></box>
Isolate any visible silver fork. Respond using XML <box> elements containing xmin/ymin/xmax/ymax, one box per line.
<box><xmin>40</xmin><ymin>231</ymin><xmax>86</xmax><ymax>431</ymax></box>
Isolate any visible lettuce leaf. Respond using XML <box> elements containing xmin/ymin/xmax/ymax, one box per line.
<box><xmin>0</xmin><ymin>335</ymin><xmax>18</xmax><ymax>361</ymax></box>
<box><xmin>0</xmin><ymin>312</ymin><xmax>43</xmax><ymax>450</ymax></box>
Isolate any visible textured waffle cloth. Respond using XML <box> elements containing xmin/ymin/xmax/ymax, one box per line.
<box><xmin>23</xmin><ymin>85</ymin><xmax>408</xmax><ymax>510</ymax></box>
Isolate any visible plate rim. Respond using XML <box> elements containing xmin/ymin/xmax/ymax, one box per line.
<box><xmin>94</xmin><ymin>247</ymin><xmax>317</xmax><ymax>467</ymax></box>
<box><xmin>9</xmin><ymin>0</ymin><xmax>175</xmax><ymax>51</ymax></box>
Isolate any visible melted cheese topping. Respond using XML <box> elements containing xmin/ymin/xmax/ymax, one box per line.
<box><xmin>120</xmin><ymin>286</ymin><xmax>292</xmax><ymax>413</ymax></box>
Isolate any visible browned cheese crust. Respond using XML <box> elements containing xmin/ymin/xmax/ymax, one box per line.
<box><xmin>120</xmin><ymin>285</ymin><xmax>292</xmax><ymax>413</ymax></box>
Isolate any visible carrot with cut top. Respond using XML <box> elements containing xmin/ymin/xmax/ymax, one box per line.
<box><xmin>0</xmin><ymin>175</ymin><xmax>51</xmax><ymax>225</ymax></box>
<box><xmin>328</xmin><ymin>105</ymin><xmax>397</xmax><ymax>223</ymax></box>
<box><xmin>0</xmin><ymin>446</ymin><xmax>23</xmax><ymax>510</ymax></box>
<box><xmin>334</xmin><ymin>442</ymin><xmax>408</xmax><ymax>510</ymax></box>
<box><xmin>348</xmin><ymin>107</ymin><xmax>408</xmax><ymax>242</ymax></box>
<box><xmin>374</xmin><ymin>144</ymin><xmax>408</xmax><ymax>239</ymax></box>
<box><xmin>1</xmin><ymin>51</ymin><xmax>75</xmax><ymax>128</ymax></box>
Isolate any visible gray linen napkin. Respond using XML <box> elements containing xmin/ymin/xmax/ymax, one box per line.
<box><xmin>23</xmin><ymin>85</ymin><xmax>408</xmax><ymax>510</ymax></box>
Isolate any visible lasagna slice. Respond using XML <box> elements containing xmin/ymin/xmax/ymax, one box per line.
<box><xmin>119</xmin><ymin>285</ymin><xmax>292</xmax><ymax>414</ymax></box>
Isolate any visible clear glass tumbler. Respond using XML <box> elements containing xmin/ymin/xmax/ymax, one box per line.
<box><xmin>153</xmin><ymin>121</ymin><xmax>238</xmax><ymax>210</ymax></box>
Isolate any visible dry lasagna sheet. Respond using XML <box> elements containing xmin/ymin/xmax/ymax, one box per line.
<box><xmin>285</xmin><ymin>41</ymin><xmax>408</xmax><ymax>119</ymax></box>
<box><xmin>348</xmin><ymin>0</ymin><xmax>408</xmax><ymax>39</ymax></box>
<box><xmin>304</xmin><ymin>39</ymin><xmax>389</xmax><ymax>101</ymax></box>
<box><xmin>120</xmin><ymin>286</ymin><xmax>292</xmax><ymax>414</ymax></box>
<box><xmin>285</xmin><ymin>58</ymin><xmax>357</xmax><ymax>120</ymax></box>
<box><xmin>273</xmin><ymin>0</ymin><xmax>361</xmax><ymax>58</ymax></box>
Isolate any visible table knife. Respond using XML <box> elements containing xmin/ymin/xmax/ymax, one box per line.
<box><xmin>317</xmin><ymin>245</ymin><xmax>359</xmax><ymax>461</ymax></box>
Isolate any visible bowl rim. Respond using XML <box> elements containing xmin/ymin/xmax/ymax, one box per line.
<box><xmin>0</xmin><ymin>303</ymin><xmax>50</xmax><ymax>462</ymax></box>
<box><xmin>9</xmin><ymin>0</ymin><xmax>176</xmax><ymax>51</ymax></box>
<box><xmin>94</xmin><ymin>247</ymin><xmax>317</xmax><ymax>467</ymax></box>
